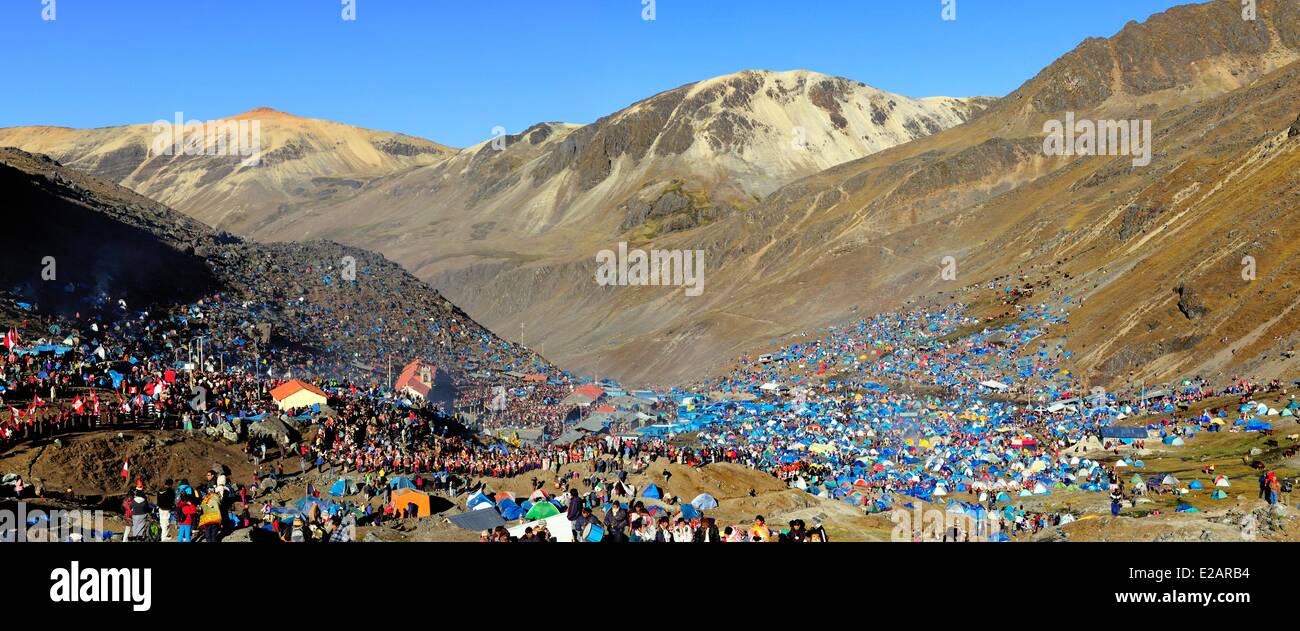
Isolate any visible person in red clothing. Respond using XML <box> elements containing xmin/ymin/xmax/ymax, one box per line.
<box><xmin>175</xmin><ymin>498</ymin><xmax>199</xmax><ymax>542</ymax></box>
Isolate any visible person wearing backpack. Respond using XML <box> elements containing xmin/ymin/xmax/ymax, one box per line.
<box><xmin>198</xmin><ymin>492</ymin><xmax>223</xmax><ymax>542</ymax></box>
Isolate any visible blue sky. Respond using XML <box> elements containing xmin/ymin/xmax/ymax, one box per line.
<box><xmin>1</xmin><ymin>0</ymin><xmax>1197</xmax><ymax>147</ymax></box>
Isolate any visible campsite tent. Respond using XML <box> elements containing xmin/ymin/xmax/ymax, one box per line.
<box><xmin>328</xmin><ymin>478</ymin><xmax>358</xmax><ymax>497</ymax></box>
<box><xmin>1188</xmin><ymin>480</ymin><xmax>1204</xmax><ymax>490</ymax></box>
<box><xmin>497</xmin><ymin>498</ymin><xmax>525</xmax><ymax>521</ymax></box>
<box><xmin>1210</xmin><ymin>489</ymin><xmax>1228</xmax><ymax>500</ymax></box>
<box><xmin>1214</xmin><ymin>475</ymin><xmax>1231</xmax><ymax>487</ymax></box>
<box><xmin>390</xmin><ymin>489</ymin><xmax>432</xmax><ymax>518</ymax></box>
<box><xmin>678</xmin><ymin>503</ymin><xmax>702</xmax><ymax>520</ymax></box>
<box><xmin>525</xmin><ymin>502</ymin><xmax>560</xmax><ymax>521</ymax></box>
<box><xmin>466</xmin><ymin>491</ymin><xmax>495</xmax><ymax>511</ymax></box>
<box><xmin>643</xmin><ymin>484</ymin><xmax>662</xmax><ymax>499</ymax></box>
<box><xmin>293</xmin><ymin>496</ymin><xmax>339</xmax><ymax>520</ymax></box>
<box><xmin>691</xmin><ymin>493</ymin><xmax>719</xmax><ymax>509</ymax></box>
<box><xmin>389</xmin><ymin>476</ymin><xmax>417</xmax><ymax>490</ymax></box>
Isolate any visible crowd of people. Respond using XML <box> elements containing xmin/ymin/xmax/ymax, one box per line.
<box><xmin>2</xmin><ymin>272</ymin><xmax>1295</xmax><ymax>543</ymax></box>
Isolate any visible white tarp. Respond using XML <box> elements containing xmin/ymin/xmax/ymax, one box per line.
<box><xmin>507</xmin><ymin>514</ymin><xmax>574</xmax><ymax>542</ymax></box>
<box><xmin>980</xmin><ymin>380</ymin><xmax>1009</xmax><ymax>391</ymax></box>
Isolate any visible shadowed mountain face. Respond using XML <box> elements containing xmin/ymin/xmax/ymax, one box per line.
<box><xmin>0</xmin><ymin>147</ymin><xmax>539</xmax><ymax>382</ymax></box>
<box><xmin>0</xmin><ymin>150</ymin><xmax>220</xmax><ymax>316</ymax></box>
<box><xmin>3</xmin><ymin>0</ymin><xmax>1299</xmax><ymax>388</ymax></box>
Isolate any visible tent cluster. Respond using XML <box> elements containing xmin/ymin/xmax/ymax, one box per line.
<box><xmin>664</xmin><ymin>301</ymin><xmax>1130</xmax><ymax>508</ymax></box>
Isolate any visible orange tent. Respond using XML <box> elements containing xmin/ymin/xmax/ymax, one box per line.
<box><xmin>390</xmin><ymin>488</ymin><xmax>432</xmax><ymax>518</ymax></box>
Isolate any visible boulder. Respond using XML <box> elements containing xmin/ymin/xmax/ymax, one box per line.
<box><xmin>205</xmin><ymin>421</ymin><xmax>239</xmax><ymax>443</ymax></box>
<box><xmin>249</xmin><ymin>416</ymin><xmax>300</xmax><ymax>446</ymax></box>
<box><xmin>221</xmin><ymin>527</ymin><xmax>255</xmax><ymax>543</ymax></box>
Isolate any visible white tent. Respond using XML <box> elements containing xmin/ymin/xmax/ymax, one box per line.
<box><xmin>980</xmin><ymin>380</ymin><xmax>1010</xmax><ymax>391</ymax></box>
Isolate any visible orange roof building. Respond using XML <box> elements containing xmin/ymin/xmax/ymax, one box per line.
<box><xmin>560</xmin><ymin>384</ymin><xmax>606</xmax><ymax>407</ymax></box>
<box><xmin>269</xmin><ymin>379</ymin><xmax>329</xmax><ymax>411</ymax></box>
<box><xmin>394</xmin><ymin>359</ymin><xmax>456</xmax><ymax>411</ymax></box>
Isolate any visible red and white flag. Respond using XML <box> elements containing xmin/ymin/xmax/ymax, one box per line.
<box><xmin>121</xmin><ymin>459</ymin><xmax>130</xmax><ymax>479</ymax></box>
<box><xmin>3</xmin><ymin>329</ymin><xmax>17</xmax><ymax>351</ymax></box>
<box><xmin>71</xmin><ymin>396</ymin><xmax>84</xmax><ymax>413</ymax></box>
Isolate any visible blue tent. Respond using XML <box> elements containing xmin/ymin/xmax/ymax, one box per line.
<box><xmin>691</xmin><ymin>493</ymin><xmax>718</xmax><ymax>509</ymax></box>
<box><xmin>466</xmin><ymin>491</ymin><xmax>495</xmax><ymax>511</ymax></box>
<box><xmin>389</xmin><ymin>476</ymin><xmax>417</xmax><ymax>490</ymax></box>
<box><xmin>1245</xmin><ymin>420</ymin><xmax>1272</xmax><ymax>432</ymax></box>
<box><xmin>643</xmin><ymin>484</ymin><xmax>662</xmax><ymax>499</ymax></box>
<box><xmin>679</xmin><ymin>503</ymin><xmax>702</xmax><ymax>520</ymax></box>
<box><xmin>293</xmin><ymin>496</ymin><xmax>339</xmax><ymax>518</ymax></box>
<box><xmin>497</xmin><ymin>498</ymin><xmax>524</xmax><ymax>520</ymax></box>
<box><xmin>328</xmin><ymin>479</ymin><xmax>357</xmax><ymax>497</ymax></box>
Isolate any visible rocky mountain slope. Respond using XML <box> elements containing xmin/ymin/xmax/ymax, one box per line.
<box><xmin>0</xmin><ymin>108</ymin><xmax>453</xmax><ymax>236</ymax></box>
<box><xmin>0</xmin><ymin>147</ymin><xmax>537</xmax><ymax>382</ymax></box>
<box><xmin>573</xmin><ymin>0</ymin><xmax>1300</xmax><ymax>387</ymax></box>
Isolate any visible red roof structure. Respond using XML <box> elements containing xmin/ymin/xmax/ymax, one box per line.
<box><xmin>573</xmin><ymin>384</ymin><xmax>605</xmax><ymax>400</ymax></box>
<box><xmin>395</xmin><ymin>359</ymin><xmax>439</xmax><ymax>399</ymax></box>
